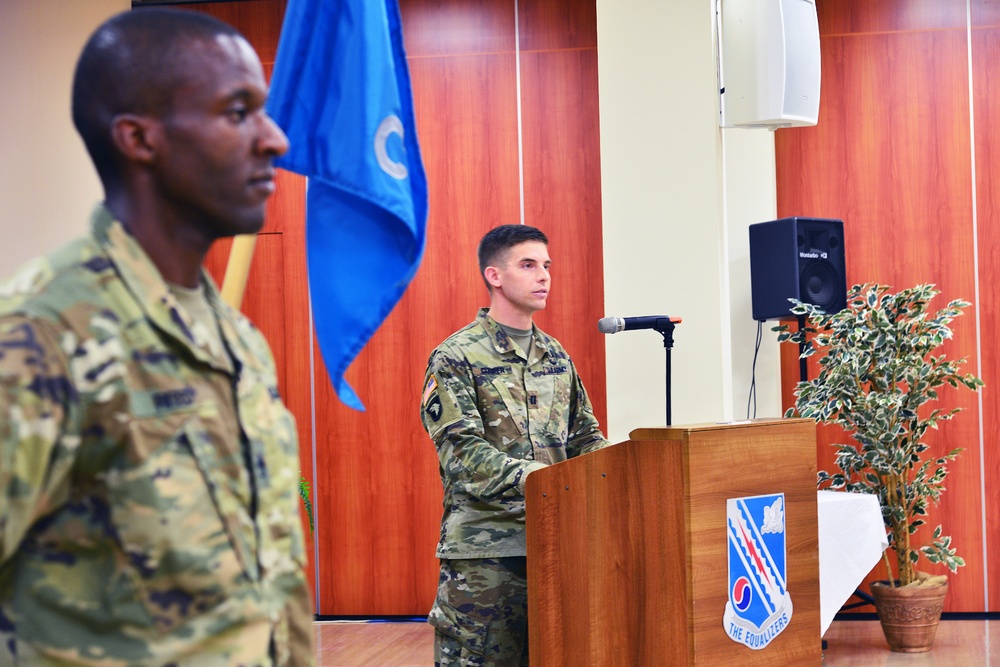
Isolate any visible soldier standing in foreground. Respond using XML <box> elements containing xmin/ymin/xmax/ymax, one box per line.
<box><xmin>420</xmin><ymin>224</ymin><xmax>610</xmax><ymax>666</ymax></box>
<box><xmin>0</xmin><ymin>9</ymin><xmax>313</xmax><ymax>665</ymax></box>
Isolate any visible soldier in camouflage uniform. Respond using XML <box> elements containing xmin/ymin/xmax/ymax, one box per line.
<box><xmin>420</xmin><ymin>225</ymin><xmax>609</xmax><ymax>666</ymax></box>
<box><xmin>0</xmin><ymin>9</ymin><xmax>313</xmax><ymax>666</ymax></box>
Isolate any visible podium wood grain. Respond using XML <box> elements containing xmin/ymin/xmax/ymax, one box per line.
<box><xmin>526</xmin><ymin>419</ymin><xmax>821</xmax><ymax>666</ymax></box>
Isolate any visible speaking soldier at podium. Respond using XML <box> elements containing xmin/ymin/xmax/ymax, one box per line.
<box><xmin>420</xmin><ymin>224</ymin><xmax>610</xmax><ymax>666</ymax></box>
<box><xmin>0</xmin><ymin>9</ymin><xmax>312</xmax><ymax>665</ymax></box>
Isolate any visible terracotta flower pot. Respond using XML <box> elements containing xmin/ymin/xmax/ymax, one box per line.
<box><xmin>870</xmin><ymin>579</ymin><xmax>948</xmax><ymax>653</ymax></box>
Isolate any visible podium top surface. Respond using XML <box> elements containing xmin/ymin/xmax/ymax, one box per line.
<box><xmin>629</xmin><ymin>417</ymin><xmax>814</xmax><ymax>441</ymax></box>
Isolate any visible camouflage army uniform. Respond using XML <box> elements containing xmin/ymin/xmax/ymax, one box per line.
<box><xmin>420</xmin><ymin>309</ymin><xmax>608</xmax><ymax>665</ymax></box>
<box><xmin>0</xmin><ymin>206</ymin><xmax>313</xmax><ymax>666</ymax></box>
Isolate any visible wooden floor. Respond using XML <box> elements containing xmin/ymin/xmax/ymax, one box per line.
<box><xmin>315</xmin><ymin>620</ymin><xmax>433</xmax><ymax>666</ymax></box>
<box><xmin>315</xmin><ymin>618</ymin><xmax>999</xmax><ymax>665</ymax></box>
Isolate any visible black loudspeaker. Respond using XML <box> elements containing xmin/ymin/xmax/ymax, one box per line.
<box><xmin>749</xmin><ymin>217</ymin><xmax>846</xmax><ymax>321</ymax></box>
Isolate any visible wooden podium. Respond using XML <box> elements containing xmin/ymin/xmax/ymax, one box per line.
<box><xmin>525</xmin><ymin>419</ymin><xmax>820</xmax><ymax>666</ymax></box>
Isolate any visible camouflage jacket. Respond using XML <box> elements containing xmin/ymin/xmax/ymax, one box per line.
<box><xmin>0</xmin><ymin>207</ymin><xmax>313</xmax><ymax>666</ymax></box>
<box><xmin>421</xmin><ymin>309</ymin><xmax>609</xmax><ymax>559</ymax></box>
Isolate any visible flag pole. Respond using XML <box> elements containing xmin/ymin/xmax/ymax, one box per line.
<box><xmin>220</xmin><ymin>233</ymin><xmax>258</xmax><ymax>309</ymax></box>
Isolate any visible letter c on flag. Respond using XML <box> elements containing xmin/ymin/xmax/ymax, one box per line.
<box><xmin>374</xmin><ymin>115</ymin><xmax>407</xmax><ymax>180</ymax></box>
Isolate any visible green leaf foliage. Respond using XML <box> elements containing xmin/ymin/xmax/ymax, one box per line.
<box><xmin>299</xmin><ymin>475</ymin><xmax>314</xmax><ymax>534</ymax></box>
<box><xmin>775</xmin><ymin>283</ymin><xmax>983</xmax><ymax>586</ymax></box>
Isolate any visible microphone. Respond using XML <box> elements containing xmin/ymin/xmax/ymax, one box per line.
<box><xmin>597</xmin><ymin>315</ymin><xmax>682</xmax><ymax>334</ymax></box>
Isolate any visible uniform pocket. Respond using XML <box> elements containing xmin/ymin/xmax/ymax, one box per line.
<box><xmin>542</xmin><ymin>372</ymin><xmax>571</xmax><ymax>441</ymax></box>
<box><xmin>106</xmin><ymin>415</ymin><xmax>248</xmax><ymax>633</ymax></box>
<box><xmin>428</xmin><ymin>598</ymin><xmax>488</xmax><ymax>657</ymax></box>
<box><xmin>234</xmin><ymin>369</ymin><xmax>308</xmax><ymax>575</ymax></box>
<box><xmin>484</xmin><ymin>376</ymin><xmax>527</xmax><ymax>440</ymax></box>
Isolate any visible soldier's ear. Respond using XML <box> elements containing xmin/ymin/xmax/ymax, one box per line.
<box><xmin>484</xmin><ymin>266</ymin><xmax>502</xmax><ymax>290</ymax></box>
<box><xmin>110</xmin><ymin>114</ymin><xmax>160</xmax><ymax>165</ymax></box>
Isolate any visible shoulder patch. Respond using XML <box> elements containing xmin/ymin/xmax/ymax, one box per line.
<box><xmin>422</xmin><ymin>376</ymin><xmax>437</xmax><ymax>407</ymax></box>
<box><xmin>425</xmin><ymin>394</ymin><xmax>443</xmax><ymax>422</ymax></box>
<box><xmin>422</xmin><ymin>375</ymin><xmax>444</xmax><ymax>422</ymax></box>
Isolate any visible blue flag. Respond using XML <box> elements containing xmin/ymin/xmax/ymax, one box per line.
<box><xmin>267</xmin><ymin>0</ymin><xmax>428</xmax><ymax>411</ymax></box>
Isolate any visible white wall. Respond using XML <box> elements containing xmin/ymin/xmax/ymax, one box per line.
<box><xmin>0</xmin><ymin>0</ymin><xmax>128</xmax><ymax>276</ymax></box>
<box><xmin>596</xmin><ymin>0</ymin><xmax>783</xmax><ymax>442</ymax></box>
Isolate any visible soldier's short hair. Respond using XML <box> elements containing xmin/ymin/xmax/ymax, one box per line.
<box><xmin>71</xmin><ymin>8</ymin><xmax>242</xmax><ymax>186</ymax></box>
<box><xmin>477</xmin><ymin>225</ymin><xmax>548</xmax><ymax>284</ymax></box>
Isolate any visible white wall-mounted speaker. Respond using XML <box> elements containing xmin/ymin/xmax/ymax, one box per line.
<box><xmin>718</xmin><ymin>0</ymin><xmax>821</xmax><ymax>129</ymax></box>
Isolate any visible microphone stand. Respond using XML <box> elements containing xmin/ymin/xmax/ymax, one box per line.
<box><xmin>653</xmin><ymin>318</ymin><xmax>678</xmax><ymax>426</ymax></box>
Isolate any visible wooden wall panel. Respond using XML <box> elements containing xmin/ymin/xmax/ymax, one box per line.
<box><xmin>817</xmin><ymin>0</ymin><xmax>966</xmax><ymax>34</ymax></box>
<box><xmin>973</xmin><ymin>0</ymin><xmax>1000</xmax><ymax>27</ymax></box>
<box><xmin>400</xmin><ymin>0</ymin><xmax>514</xmax><ymax>56</ymax></box>
<box><xmin>518</xmin><ymin>0</ymin><xmax>605</xmax><ymax>425</ymax></box>
<box><xmin>518</xmin><ymin>0</ymin><xmax>596</xmax><ymax>51</ymax></box>
<box><xmin>971</xmin><ymin>24</ymin><xmax>1000</xmax><ymax>613</ymax></box>
<box><xmin>776</xmin><ymin>0</ymin><xmax>990</xmax><ymax>612</ymax></box>
<box><xmin>189</xmin><ymin>0</ymin><xmax>285</xmax><ymax>61</ymax></box>
<box><xmin>519</xmin><ymin>46</ymin><xmax>607</xmax><ymax>427</ymax></box>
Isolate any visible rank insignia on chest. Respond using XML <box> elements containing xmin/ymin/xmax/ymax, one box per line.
<box><xmin>527</xmin><ymin>391</ymin><xmax>538</xmax><ymax>407</ymax></box>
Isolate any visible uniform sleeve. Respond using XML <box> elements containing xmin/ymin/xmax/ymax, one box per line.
<box><xmin>0</xmin><ymin>316</ymin><xmax>75</xmax><ymax>567</ymax></box>
<box><xmin>565</xmin><ymin>364</ymin><xmax>611</xmax><ymax>457</ymax></box>
<box><xmin>420</xmin><ymin>347</ymin><xmax>546</xmax><ymax>501</ymax></box>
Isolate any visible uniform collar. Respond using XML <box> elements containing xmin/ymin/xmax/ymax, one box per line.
<box><xmin>91</xmin><ymin>205</ymin><xmax>238</xmax><ymax>373</ymax></box>
<box><xmin>476</xmin><ymin>307</ymin><xmax>551</xmax><ymax>361</ymax></box>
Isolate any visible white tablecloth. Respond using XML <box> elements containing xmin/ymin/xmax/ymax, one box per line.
<box><xmin>817</xmin><ymin>490</ymin><xmax>889</xmax><ymax>636</ymax></box>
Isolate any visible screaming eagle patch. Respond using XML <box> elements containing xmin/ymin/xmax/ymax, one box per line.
<box><xmin>422</xmin><ymin>376</ymin><xmax>442</xmax><ymax>422</ymax></box>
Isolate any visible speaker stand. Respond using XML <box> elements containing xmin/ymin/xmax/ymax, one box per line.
<box><xmin>798</xmin><ymin>315</ymin><xmax>808</xmax><ymax>383</ymax></box>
